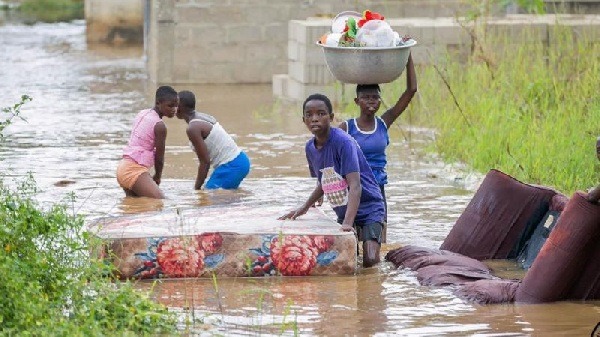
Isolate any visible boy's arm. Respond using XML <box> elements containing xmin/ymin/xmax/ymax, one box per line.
<box><xmin>381</xmin><ymin>53</ymin><xmax>417</xmax><ymax>128</ymax></box>
<box><xmin>279</xmin><ymin>184</ymin><xmax>324</xmax><ymax>220</ymax></box>
<box><xmin>340</xmin><ymin>172</ymin><xmax>361</xmax><ymax>231</ymax></box>
<box><xmin>153</xmin><ymin>121</ymin><xmax>167</xmax><ymax>184</ymax></box>
<box><xmin>187</xmin><ymin>125</ymin><xmax>211</xmax><ymax>189</ymax></box>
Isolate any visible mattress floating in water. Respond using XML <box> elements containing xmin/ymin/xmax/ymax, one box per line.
<box><xmin>87</xmin><ymin>205</ymin><xmax>357</xmax><ymax>279</ymax></box>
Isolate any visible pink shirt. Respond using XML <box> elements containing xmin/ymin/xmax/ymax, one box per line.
<box><xmin>122</xmin><ymin>108</ymin><xmax>162</xmax><ymax>167</ymax></box>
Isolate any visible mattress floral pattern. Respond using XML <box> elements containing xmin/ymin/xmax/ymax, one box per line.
<box><xmin>251</xmin><ymin>234</ymin><xmax>337</xmax><ymax>276</ymax></box>
<box><xmin>105</xmin><ymin>232</ymin><xmax>356</xmax><ymax>279</ymax></box>
<box><xmin>125</xmin><ymin>233</ymin><xmax>224</xmax><ymax>279</ymax></box>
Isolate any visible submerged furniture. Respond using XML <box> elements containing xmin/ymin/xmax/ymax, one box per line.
<box><xmin>88</xmin><ymin>205</ymin><xmax>357</xmax><ymax>279</ymax></box>
<box><xmin>387</xmin><ymin>169</ymin><xmax>600</xmax><ymax>303</ymax></box>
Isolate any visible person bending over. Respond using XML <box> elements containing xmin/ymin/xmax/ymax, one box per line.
<box><xmin>176</xmin><ymin>90</ymin><xmax>250</xmax><ymax>190</ymax></box>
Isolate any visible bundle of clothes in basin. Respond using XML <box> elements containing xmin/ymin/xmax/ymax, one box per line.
<box><xmin>385</xmin><ymin>169</ymin><xmax>600</xmax><ymax>304</ymax></box>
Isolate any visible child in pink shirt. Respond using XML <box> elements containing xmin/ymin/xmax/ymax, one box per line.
<box><xmin>116</xmin><ymin>86</ymin><xmax>178</xmax><ymax>198</ymax></box>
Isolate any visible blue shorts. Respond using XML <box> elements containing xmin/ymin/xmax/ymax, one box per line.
<box><xmin>205</xmin><ymin>151</ymin><xmax>250</xmax><ymax>190</ymax></box>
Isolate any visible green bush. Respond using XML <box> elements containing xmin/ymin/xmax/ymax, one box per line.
<box><xmin>0</xmin><ymin>176</ymin><xmax>177</xmax><ymax>335</ymax></box>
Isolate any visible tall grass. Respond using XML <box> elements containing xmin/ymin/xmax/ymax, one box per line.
<box><xmin>355</xmin><ymin>24</ymin><xmax>599</xmax><ymax>195</ymax></box>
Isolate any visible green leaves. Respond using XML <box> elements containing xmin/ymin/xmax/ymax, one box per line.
<box><xmin>0</xmin><ymin>94</ymin><xmax>30</xmax><ymax>140</ymax></box>
<box><xmin>0</xmin><ymin>176</ymin><xmax>177</xmax><ymax>334</ymax></box>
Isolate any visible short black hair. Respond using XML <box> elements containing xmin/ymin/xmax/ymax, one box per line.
<box><xmin>303</xmin><ymin>93</ymin><xmax>332</xmax><ymax>115</ymax></box>
<box><xmin>178</xmin><ymin>90</ymin><xmax>196</xmax><ymax>109</ymax></box>
<box><xmin>356</xmin><ymin>84</ymin><xmax>381</xmax><ymax>96</ymax></box>
<box><xmin>155</xmin><ymin>85</ymin><xmax>178</xmax><ymax>103</ymax></box>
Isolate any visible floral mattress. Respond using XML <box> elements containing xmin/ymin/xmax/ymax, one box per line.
<box><xmin>87</xmin><ymin>205</ymin><xmax>357</xmax><ymax>279</ymax></box>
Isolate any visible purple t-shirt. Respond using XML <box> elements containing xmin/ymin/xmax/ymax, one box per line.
<box><xmin>305</xmin><ymin>127</ymin><xmax>385</xmax><ymax>224</ymax></box>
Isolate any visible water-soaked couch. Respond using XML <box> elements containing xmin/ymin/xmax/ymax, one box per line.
<box><xmin>385</xmin><ymin>169</ymin><xmax>600</xmax><ymax>304</ymax></box>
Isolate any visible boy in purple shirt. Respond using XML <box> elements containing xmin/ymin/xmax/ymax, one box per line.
<box><xmin>279</xmin><ymin>93</ymin><xmax>385</xmax><ymax>268</ymax></box>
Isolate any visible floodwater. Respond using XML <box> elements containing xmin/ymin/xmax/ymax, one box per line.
<box><xmin>0</xmin><ymin>19</ymin><xmax>598</xmax><ymax>336</ymax></box>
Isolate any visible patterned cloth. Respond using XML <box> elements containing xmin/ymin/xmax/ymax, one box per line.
<box><xmin>320</xmin><ymin>167</ymin><xmax>348</xmax><ymax>207</ymax></box>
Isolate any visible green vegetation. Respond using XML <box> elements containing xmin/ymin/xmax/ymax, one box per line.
<box><xmin>18</xmin><ymin>0</ymin><xmax>83</xmax><ymax>23</ymax></box>
<box><xmin>461</xmin><ymin>0</ymin><xmax>546</xmax><ymax>19</ymax></box>
<box><xmin>0</xmin><ymin>176</ymin><xmax>178</xmax><ymax>335</ymax></box>
<box><xmin>368</xmin><ymin>25</ymin><xmax>599</xmax><ymax>195</ymax></box>
<box><xmin>0</xmin><ymin>95</ymin><xmax>29</xmax><ymax>140</ymax></box>
<box><xmin>0</xmin><ymin>98</ymin><xmax>177</xmax><ymax>335</ymax></box>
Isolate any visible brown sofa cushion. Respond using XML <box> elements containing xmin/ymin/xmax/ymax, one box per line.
<box><xmin>516</xmin><ymin>192</ymin><xmax>600</xmax><ymax>303</ymax></box>
<box><xmin>440</xmin><ymin>169</ymin><xmax>556</xmax><ymax>260</ymax></box>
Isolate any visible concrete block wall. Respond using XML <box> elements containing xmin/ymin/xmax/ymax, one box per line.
<box><xmin>273</xmin><ymin>14</ymin><xmax>600</xmax><ymax>102</ymax></box>
<box><xmin>146</xmin><ymin>0</ymin><xmax>470</xmax><ymax>85</ymax></box>
<box><xmin>85</xmin><ymin>0</ymin><xmax>143</xmax><ymax>44</ymax></box>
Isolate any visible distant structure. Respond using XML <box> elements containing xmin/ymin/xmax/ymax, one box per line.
<box><xmin>84</xmin><ymin>0</ymin><xmax>600</xmax><ymax>100</ymax></box>
<box><xmin>141</xmin><ymin>0</ymin><xmax>467</xmax><ymax>85</ymax></box>
<box><xmin>84</xmin><ymin>0</ymin><xmax>143</xmax><ymax>44</ymax></box>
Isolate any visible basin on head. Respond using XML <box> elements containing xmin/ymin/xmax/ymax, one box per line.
<box><xmin>317</xmin><ymin>39</ymin><xmax>417</xmax><ymax>84</ymax></box>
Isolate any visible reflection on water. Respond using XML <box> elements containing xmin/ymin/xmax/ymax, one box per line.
<box><xmin>1</xmin><ymin>20</ymin><xmax>599</xmax><ymax>336</ymax></box>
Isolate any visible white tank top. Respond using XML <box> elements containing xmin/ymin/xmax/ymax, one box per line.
<box><xmin>189</xmin><ymin>116</ymin><xmax>241</xmax><ymax>168</ymax></box>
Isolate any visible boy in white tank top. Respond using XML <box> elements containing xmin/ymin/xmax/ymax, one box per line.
<box><xmin>176</xmin><ymin>90</ymin><xmax>251</xmax><ymax>190</ymax></box>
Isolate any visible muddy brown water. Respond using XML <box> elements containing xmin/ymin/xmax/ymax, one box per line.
<box><xmin>0</xmin><ymin>20</ymin><xmax>598</xmax><ymax>336</ymax></box>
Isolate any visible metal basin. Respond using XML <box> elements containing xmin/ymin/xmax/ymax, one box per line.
<box><xmin>318</xmin><ymin>39</ymin><xmax>417</xmax><ymax>84</ymax></box>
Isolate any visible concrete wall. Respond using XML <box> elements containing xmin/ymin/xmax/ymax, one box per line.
<box><xmin>85</xmin><ymin>0</ymin><xmax>143</xmax><ymax>44</ymax></box>
<box><xmin>143</xmin><ymin>1</ymin><xmax>600</xmax><ymax>87</ymax></box>
<box><xmin>145</xmin><ymin>0</ymin><xmax>470</xmax><ymax>85</ymax></box>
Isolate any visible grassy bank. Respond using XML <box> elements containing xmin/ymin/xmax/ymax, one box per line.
<box><xmin>357</xmin><ymin>25</ymin><xmax>599</xmax><ymax>195</ymax></box>
<box><xmin>18</xmin><ymin>0</ymin><xmax>83</xmax><ymax>23</ymax></box>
